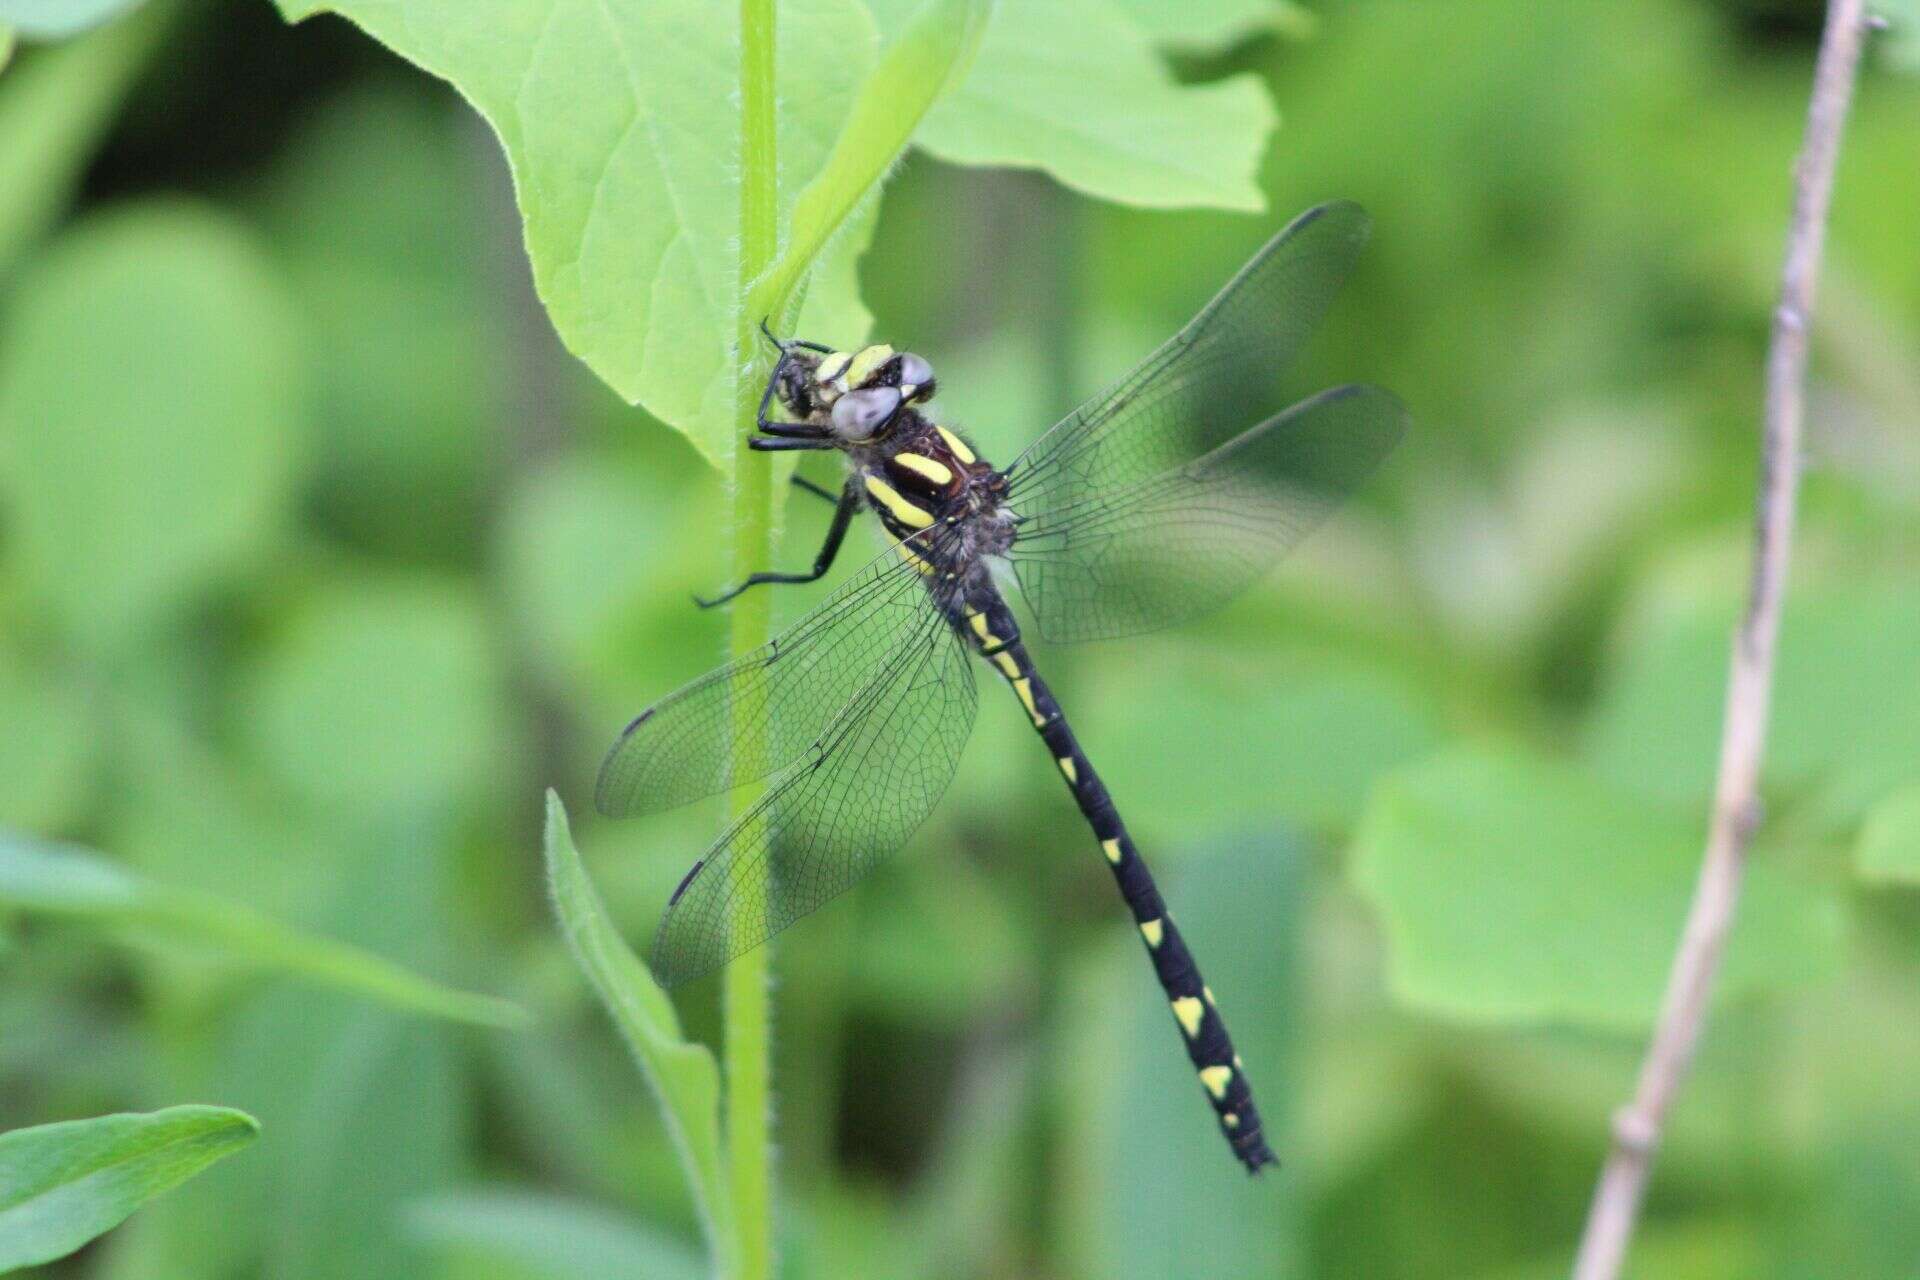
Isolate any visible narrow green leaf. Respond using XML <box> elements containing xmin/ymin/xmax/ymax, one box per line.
<box><xmin>0</xmin><ymin>0</ymin><xmax>171</xmax><ymax>274</ymax></box>
<box><xmin>0</xmin><ymin>0</ymin><xmax>151</xmax><ymax>38</ymax></box>
<box><xmin>0</xmin><ymin>832</ymin><xmax>524</xmax><ymax>1027</ymax></box>
<box><xmin>753</xmin><ymin>0</ymin><xmax>992</xmax><ymax>324</ymax></box>
<box><xmin>1857</xmin><ymin>780</ymin><xmax>1920</xmax><ymax>886</ymax></box>
<box><xmin>407</xmin><ymin>1188</ymin><xmax>705</xmax><ymax>1280</ymax></box>
<box><xmin>0</xmin><ymin>26</ymin><xmax>14</xmax><ymax>71</ymax></box>
<box><xmin>0</xmin><ymin>1106</ymin><xmax>258</xmax><ymax>1271</ymax></box>
<box><xmin>269</xmin><ymin>0</ymin><xmax>879</xmax><ymax>473</ymax></box>
<box><xmin>0</xmin><ymin>202</ymin><xmax>303</xmax><ymax>649</ymax></box>
<box><xmin>872</xmin><ymin>0</ymin><xmax>1277</xmax><ymax>211</ymax></box>
<box><xmin>541</xmin><ymin>792</ymin><xmax>731</xmax><ymax>1269</ymax></box>
<box><xmin>1351</xmin><ymin>745</ymin><xmax>1845</xmax><ymax>1031</ymax></box>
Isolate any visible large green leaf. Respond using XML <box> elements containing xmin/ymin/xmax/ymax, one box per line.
<box><xmin>874</xmin><ymin>0</ymin><xmax>1278</xmax><ymax>211</ymax></box>
<box><xmin>1856</xmin><ymin>779</ymin><xmax>1920</xmax><ymax>887</ymax></box>
<box><xmin>407</xmin><ymin>1188</ymin><xmax>705</xmax><ymax>1280</ymax></box>
<box><xmin>0</xmin><ymin>202</ymin><xmax>303</xmax><ymax>651</ymax></box>
<box><xmin>0</xmin><ymin>831</ymin><xmax>522</xmax><ymax>1027</ymax></box>
<box><xmin>1351</xmin><ymin>744</ymin><xmax>1844</xmax><ymax>1031</ymax></box>
<box><xmin>542</xmin><ymin>793</ymin><xmax>732</xmax><ymax>1269</ymax></box>
<box><xmin>750</xmin><ymin>0</ymin><xmax>990</xmax><ymax>327</ymax></box>
<box><xmin>1109</xmin><ymin>0</ymin><xmax>1313</xmax><ymax>50</ymax></box>
<box><xmin>0</xmin><ymin>1106</ymin><xmax>257</xmax><ymax>1271</ymax></box>
<box><xmin>269</xmin><ymin>0</ymin><xmax>884</xmax><ymax>471</ymax></box>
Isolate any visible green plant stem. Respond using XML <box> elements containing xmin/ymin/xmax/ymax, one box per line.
<box><xmin>724</xmin><ymin>1</ymin><xmax>779</xmax><ymax>1277</ymax></box>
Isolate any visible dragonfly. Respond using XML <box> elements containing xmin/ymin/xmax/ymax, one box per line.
<box><xmin>596</xmin><ymin>201</ymin><xmax>1406</xmax><ymax>1173</ymax></box>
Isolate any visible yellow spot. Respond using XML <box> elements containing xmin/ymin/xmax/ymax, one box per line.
<box><xmin>1202</xmin><ymin>986</ymin><xmax>1216</xmax><ymax>1006</ymax></box>
<box><xmin>968</xmin><ymin>611</ymin><xmax>995</xmax><ymax>643</ymax></box>
<box><xmin>898</xmin><ymin>382</ymin><xmax>919</xmax><ymax>399</ymax></box>
<box><xmin>1172</xmin><ymin>995</ymin><xmax>1203</xmax><ymax>1037</ymax></box>
<box><xmin>1200</xmin><ymin>1066</ymin><xmax>1233</xmax><ymax>1099</ymax></box>
<box><xmin>1223</xmin><ymin>1112</ymin><xmax>1240</xmax><ymax>1129</ymax></box>
<box><xmin>993</xmin><ymin>651</ymin><xmax>1021</xmax><ymax>679</ymax></box>
<box><xmin>894</xmin><ymin>452</ymin><xmax>953</xmax><ymax>486</ymax></box>
<box><xmin>1101</xmin><ymin>838</ymin><xmax>1122</xmax><ymax>864</ymax></box>
<box><xmin>1233</xmin><ymin>1054</ymin><xmax>1244</xmax><ymax>1068</ymax></box>
<box><xmin>936</xmin><ymin>425</ymin><xmax>976</xmax><ymax>464</ymax></box>
<box><xmin>864</xmin><ymin>475</ymin><xmax>933</xmax><ymax>528</ymax></box>
<box><xmin>1012</xmin><ymin>676</ymin><xmax>1041</xmax><ymax>722</ymax></box>
<box><xmin>815</xmin><ymin>351</ymin><xmax>851</xmax><ymax>385</ymax></box>
<box><xmin>895</xmin><ymin>542</ymin><xmax>935</xmax><ymax>575</ymax></box>
<box><xmin>1058</xmin><ymin>756</ymin><xmax>1078</xmax><ymax>785</ymax></box>
<box><xmin>1140</xmin><ymin>918</ymin><xmax>1165</xmax><ymax>948</ymax></box>
<box><xmin>846</xmin><ymin>344</ymin><xmax>895</xmax><ymax>386</ymax></box>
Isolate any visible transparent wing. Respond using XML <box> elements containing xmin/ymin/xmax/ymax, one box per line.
<box><xmin>1006</xmin><ymin>200</ymin><xmax>1371</xmax><ymax>512</ymax></box>
<box><xmin>595</xmin><ymin>525</ymin><xmax>958</xmax><ymax>819</ymax></box>
<box><xmin>650</xmin><ymin>607</ymin><xmax>977</xmax><ymax>986</ymax></box>
<box><xmin>1013</xmin><ymin>385</ymin><xmax>1407</xmax><ymax>643</ymax></box>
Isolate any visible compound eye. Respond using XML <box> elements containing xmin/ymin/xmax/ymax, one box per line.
<box><xmin>896</xmin><ymin>353</ymin><xmax>934</xmax><ymax>396</ymax></box>
<box><xmin>830</xmin><ymin>386</ymin><xmax>901</xmax><ymax>440</ymax></box>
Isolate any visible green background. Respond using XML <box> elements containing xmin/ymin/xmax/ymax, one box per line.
<box><xmin>3</xmin><ymin>0</ymin><xmax>1919</xmax><ymax>1276</ymax></box>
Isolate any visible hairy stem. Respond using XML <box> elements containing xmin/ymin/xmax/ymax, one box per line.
<box><xmin>725</xmin><ymin>0</ymin><xmax>779</xmax><ymax>1277</ymax></box>
<box><xmin>1569</xmin><ymin>4</ymin><xmax>1874</xmax><ymax>1277</ymax></box>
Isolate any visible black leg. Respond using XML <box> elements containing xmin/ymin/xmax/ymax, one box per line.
<box><xmin>696</xmin><ymin>479</ymin><xmax>860</xmax><ymax>609</ymax></box>
<box><xmin>792</xmin><ymin>474</ymin><xmax>840</xmax><ymax>504</ymax></box>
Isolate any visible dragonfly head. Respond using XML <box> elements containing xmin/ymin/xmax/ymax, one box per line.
<box><xmin>771</xmin><ymin>340</ymin><xmax>939</xmax><ymax>445</ymax></box>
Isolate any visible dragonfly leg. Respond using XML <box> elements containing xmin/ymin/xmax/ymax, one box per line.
<box><xmin>791</xmin><ymin>474</ymin><xmax>841</xmax><ymax>505</ymax></box>
<box><xmin>695</xmin><ymin>479</ymin><xmax>860</xmax><ymax>609</ymax></box>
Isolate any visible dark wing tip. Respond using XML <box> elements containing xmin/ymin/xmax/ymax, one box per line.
<box><xmin>593</xmin><ymin>706</ymin><xmax>657</xmax><ymax>818</ymax></box>
<box><xmin>1286</xmin><ymin>198</ymin><xmax>1370</xmax><ymax>246</ymax></box>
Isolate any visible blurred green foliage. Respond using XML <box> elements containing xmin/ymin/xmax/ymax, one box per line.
<box><xmin>2</xmin><ymin>0</ymin><xmax>1919</xmax><ymax>1277</ymax></box>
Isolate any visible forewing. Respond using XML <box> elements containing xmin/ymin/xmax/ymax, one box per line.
<box><xmin>650</xmin><ymin>607</ymin><xmax>977</xmax><ymax>986</ymax></box>
<box><xmin>595</xmin><ymin>526</ymin><xmax>956</xmax><ymax>818</ymax></box>
<box><xmin>1006</xmin><ymin>201</ymin><xmax>1371</xmax><ymax>509</ymax></box>
<box><xmin>1013</xmin><ymin>385</ymin><xmax>1407</xmax><ymax>643</ymax></box>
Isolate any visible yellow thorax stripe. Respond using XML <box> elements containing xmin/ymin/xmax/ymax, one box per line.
<box><xmin>893</xmin><ymin>452</ymin><xmax>953</xmax><ymax>485</ymax></box>
<box><xmin>895</xmin><ymin>542</ymin><xmax>935</xmax><ymax>575</ymax></box>
<box><xmin>863</xmin><ymin>475</ymin><xmax>933</xmax><ymax>528</ymax></box>
<box><xmin>815</xmin><ymin>350</ymin><xmax>852</xmax><ymax>385</ymax></box>
<box><xmin>935</xmin><ymin>425</ymin><xmax>976</xmax><ymax>464</ymax></box>
<box><xmin>845</xmin><ymin>344</ymin><xmax>894</xmax><ymax>387</ymax></box>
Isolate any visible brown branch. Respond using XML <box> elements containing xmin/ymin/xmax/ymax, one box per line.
<box><xmin>1569</xmin><ymin>4</ymin><xmax>1877</xmax><ymax>1278</ymax></box>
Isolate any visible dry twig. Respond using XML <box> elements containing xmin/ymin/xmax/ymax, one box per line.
<box><xmin>1569</xmin><ymin>4</ymin><xmax>1877</xmax><ymax>1277</ymax></box>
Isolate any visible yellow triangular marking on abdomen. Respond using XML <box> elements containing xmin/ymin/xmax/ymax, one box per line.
<box><xmin>1101</xmin><ymin>838</ymin><xmax>1122</xmax><ymax>864</ymax></box>
<box><xmin>1199</xmin><ymin>1066</ymin><xmax>1233</xmax><ymax>1099</ymax></box>
<box><xmin>1139</xmin><ymin>918</ymin><xmax>1164</xmax><ymax>947</ymax></box>
<box><xmin>1172</xmin><ymin>996</ymin><xmax>1204</xmax><ymax>1037</ymax></box>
